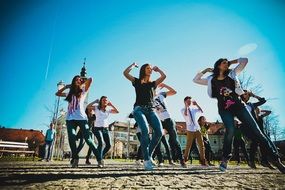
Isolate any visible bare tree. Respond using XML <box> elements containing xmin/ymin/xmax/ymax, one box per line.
<box><xmin>239</xmin><ymin>71</ymin><xmax>263</xmax><ymax>95</ymax></box>
<box><xmin>263</xmin><ymin>110</ymin><xmax>280</xmax><ymax>141</ymax></box>
<box><xmin>238</xmin><ymin>71</ymin><xmax>282</xmax><ymax>141</ymax></box>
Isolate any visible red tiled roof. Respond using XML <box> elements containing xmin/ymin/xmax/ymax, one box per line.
<box><xmin>0</xmin><ymin>128</ymin><xmax>45</xmax><ymax>144</ymax></box>
<box><xmin>176</xmin><ymin>121</ymin><xmax>224</xmax><ymax>135</ymax></box>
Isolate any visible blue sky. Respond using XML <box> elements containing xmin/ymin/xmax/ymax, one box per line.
<box><xmin>0</xmin><ymin>0</ymin><xmax>285</xmax><ymax>137</ymax></box>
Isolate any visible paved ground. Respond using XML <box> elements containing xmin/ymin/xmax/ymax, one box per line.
<box><xmin>0</xmin><ymin>159</ymin><xmax>284</xmax><ymax>190</ymax></box>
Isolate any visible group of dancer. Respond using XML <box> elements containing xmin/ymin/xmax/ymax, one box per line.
<box><xmin>55</xmin><ymin>57</ymin><xmax>285</xmax><ymax>173</ymax></box>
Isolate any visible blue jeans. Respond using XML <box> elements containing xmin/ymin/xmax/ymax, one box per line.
<box><xmin>162</xmin><ymin>118</ymin><xmax>184</xmax><ymax>161</ymax></box>
<box><xmin>136</xmin><ymin>132</ymin><xmax>144</xmax><ymax>160</ymax></box>
<box><xmin>93</xmin><ymin>127</ymin><xmax>111</xmax><ymax>159</ymax></box>
<box><xmin>133</xmin><ymin>106</ymin><xmax>163</xmax><ymax>161</ymax></box>
<box><xmin>66</xmin><ymin>120</ymin><xmax>101</xmax><ymax>161</ymax></box>
<box><xmin>219</xmin><ymin>105</ymin><xmax>279</xmax><ymax>161</ymax></box>
<box><xmin>154</xmin><ymin>136</ymin><xmax>172</xmax><ymax>163</ymax></box>
<box><xmin>44</xmin><ymin>140</ymin><xmax>54</xmax><ymax>160</ymax></box>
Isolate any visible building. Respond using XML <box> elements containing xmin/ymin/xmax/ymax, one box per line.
<box><xmin>0</xmin><ymin>127</ymin><xmax>45</xmax><ymax>156</ymax></box>
<box><xmin>176</xmin><ymin>121</ymin><xmax>225</xmax><ymax>156</ymax></box>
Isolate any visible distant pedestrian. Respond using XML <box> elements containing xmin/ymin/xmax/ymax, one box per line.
<box><xmin>43</xmin><ymin>123</ymin><xmax>56</xmax><ymax>162</ymax></box>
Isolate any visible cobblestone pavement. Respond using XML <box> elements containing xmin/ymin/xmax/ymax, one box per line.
<box><xmin>0</xmin><ymin>159</ymin><xmax>284</xmax><ymax>190</ymax></box>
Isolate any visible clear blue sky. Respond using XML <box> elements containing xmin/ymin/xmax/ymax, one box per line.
<box><xmin>1</xmin><ymin>0</ymin><xmax>284</xmax><ymax>137</ymax></box>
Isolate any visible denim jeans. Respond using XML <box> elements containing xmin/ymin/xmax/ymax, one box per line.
<box><xmin>44</xmin><ymin>140</ymin><xmax>54</xmax><ymax>160</ymax></box>
<box><xmin>154</xmin><ymin>136</ymin><xmax>172</xmax><ymax>163</ymax></box>
<box><xmin>203</xmin><ymin>137</ymin><xmax>213</xmax><ymax>163</ymax></box>
<box><xmin>93</xmin><ymin>127</ymin><xmax>111</xmax><ymax>159</ymax></box>
<box><xmin>248</xmin><ymin>124</ymin><xmax>279</xmax><ymax>163</ymax></box>
<box><xmin>233</xmin><ymin>137</ymin><xmax>249</xmax><ymax>163</ymax></box>
<box><xmin>133</xmin><ymin>106</ymin><xmax>163</xmax><ymax>161</ymax></box>
<box><xmin>136</xmin><ymin>132</ymin><xmax>143</xmax><ymax>161</ymax></box>
<box><xmin>219</xmin><ymin>105</ymin><xmax>279</xmax><ymax>161</ymax></box>
<box><xmin>162</xmin><ymin>118</ymin><xmax>184</xmax><ymax>161</ymax></box>
<box><xmin>66</xmin><ymin>120</ymin><xmax>101</xmax><ymax>161</ymax></box>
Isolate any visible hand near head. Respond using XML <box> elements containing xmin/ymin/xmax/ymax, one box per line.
<box><xmin>157</xmin><ymin>83</ymin><xmax>166</xmax><ymax>89</ymax></box>
<box><xmin>192</xmin><ymin>101</ymin><xmax>197</xmax><ymax>106</ymax></box>
<box><xmin>132</xmin><ymin>62</ymin><xmax>139</xmax><ymax>68</ymax></box>
<box><xmin>202</xmin><ymin>68</ymin><xmax>213</xmax><ymax>74</ymax></box>
<box><xmin>152</xmin><ymin>66</ymin><xmax>159</xmax><ymax>72</ymax></box>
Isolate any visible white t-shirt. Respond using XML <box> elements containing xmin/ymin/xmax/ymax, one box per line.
<box><xmin>154</xmin><ymin>92</ymin><xmax>171</xmax><ymax>121</ymax></box>
<box><xmin>94</xmin><ymin>106</ymin><xmax>112</xmax><ymax>128</ymax></box>
<box><xmin>66</xmin><ymin>87</ymin><xmax>88</xmax><ymax>121</ymax></box>
<box><xmin>181</xmin><ymin>106</ymin><xmax>202</xmax><ymax>132</ymax></box>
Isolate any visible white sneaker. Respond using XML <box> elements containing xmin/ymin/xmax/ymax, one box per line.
<box><xmin>135</xmin><ymin>160</ymin><xmax>142</xmax><ymax>165</ymax></box>
<box><xmin>150</xmin><ymin>158</ymin><xmax>157</xmax><ymax>166</ymax></box>
<box><xmin>158</xmin><ymin>162</ymin><xmax>164</xmax><ymax>167</ymax></box>
<box><xmin>98</xmin><ymin>160</ymin><xmax>104</xmax><ymax>168</ymax></box>
<box><xmin>144</xmin><ymin>160</ymin><xmax>154</xmax><ymax>171</ymax></box>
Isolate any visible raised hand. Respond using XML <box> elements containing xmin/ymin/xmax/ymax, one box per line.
<box><xmin>202</xmin><ymin>68</ymin><xmax>213</xmax><ymax>74</ymax></box>
<box><xmin>157</xmin><ymin>83</ymin><xmax>166</xmax><ymax>89</ymax></box>
<box><xmin>132</xmin><ymin>62</ymin><xmax>139</xmax><ymax>68</ymax></box>
<box><xmin>152</xmin><ymin>66</ymin><xmax>159</xmax><ymax>72</ymax></box>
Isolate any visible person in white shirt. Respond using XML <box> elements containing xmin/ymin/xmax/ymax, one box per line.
<box><xmin>87</xmin><ymin>96</ymin><xmax>119</xmax><ymax>164</ymax></box>
<box><xmin>154</xmin><ymin>83</ymin><xmax>186</xmax><ymax>167</ymax></box>
<box><xmin>181</xmin><ymin>96</ymin><xmax>206</xmax><ymax>166</ymax></box>
<box><xmin>55</xmin><ymin>75</ymin><xmax>102</xmax><ymax>168</ymax></box>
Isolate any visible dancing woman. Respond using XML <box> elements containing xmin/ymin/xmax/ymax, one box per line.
<box><xmin>153</xmin><ymin>83</ymin><xmax>186</xmax><ymax>167</ymax></box>
<box><xmin>56</xmin><ymin>75</ymin><xmax>102</xmax><ymax>167</ymax></box>
<box><xmin>193</xmin><ymin>58</ymin><xmax>285</xmax><ymax>173</ymax></box>
<box><xmin>87</xmin><ymin>96</ymin><xmax>119</xmax><ymax>165</ymax></box>
<box><xmin>123</xmin><ymin>62</ymin><xmax>166</xmax><ymax>170</ymax></box>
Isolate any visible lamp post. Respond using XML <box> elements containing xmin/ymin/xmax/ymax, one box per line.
<box><xmin>52</xmin><ymin>80</ymin><xmax>65</xmax><ymax>160</ymax></box>
<box><xmin>56</xmin><ymin>109</ymin><xmax>66</xmax><ymax>160</ymax></box>
<box><xmin>126</xmin><ymin>117</ymin><xmax>131</xmax><ymax>159</ymax></box>
<box><xmin>111</xmin><ymin>124</ymin><xmax>115</xmax><ymax>159</ymax></box>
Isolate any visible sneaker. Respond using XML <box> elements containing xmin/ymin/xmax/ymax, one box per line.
<box><xmin>98</xmin><ymin>160</ymin><xmax>104</xmax><ymax>168</ymax></box>
<box><xmin>150</xmin><ymin>158</ymin><xmax>157</xmax><ymax>166</ymax></box>
<box><xmin>144</xmin><ymin>160</ymin><xmax>154</xmax><ymax>171</ymax></box>
<box><xmin>72</xmin><ymin>159</ymin><xmax>79</xmax><ymax>168</ymax></box>
<box><xmin>158</xmin><ymin>162</ymin><xmax>164</xmax><ymax>167</ymax></box>
<box><xmin>180</xmin><ymin>160</ymin><xmax>187</xmax><ymax>168</ymax></box>
<box><xmin>208</xmin><ymin>162</ymin><xmax>215</xmax><ymax>166</ymax></box>
<box><xmin>70</xmin><ymin>158</ymin><xmax>74</xmax><ymax>165</ymax></box>
<box><xmin>135</xmin><ymin>160</ymin><xmax>143</xmax><ymax>165</ymax></box>
<box><xmin>271</xmin><ymin>159</ymin><xmax>285</xmax><ymax>174</ymax></box>
<box><xmin>85</xmin><ymin>160</ymin><xmax>91</xmax><ymax>165</ymax></box>
<box><xmin>219</xmin><ymin>160</ymin><xmax>228</xmax><ymax>172</ymax></box>
<box><xmin>169</xmin><ymin>161</ymin><xmax>176</xmax><ymax>165</ymax></box>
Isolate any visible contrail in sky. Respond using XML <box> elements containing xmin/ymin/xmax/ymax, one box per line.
<box><xmin>45</xmin><ymin>4</ymin><xmax>60</xmax><ymax>80</ymax></box>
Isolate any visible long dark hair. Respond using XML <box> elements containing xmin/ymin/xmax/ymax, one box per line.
<box><xmin>212</xmin><ymin>58</ymin><xmax>231</xmax><ymax>78</ymax></box>
<box><xmin>98</xmin><ymin>96</ymin><xmax>107</xmax><ymax>110</ymax></box>
<box><xmin>65</xmin><ymin>75</ymin><xmax>83</xmax><ymax>103</ymax></box>
<box><xmin>139</xmin><ymin>64</ymin><xmax>150</xmax><ymax>80</ymax></box>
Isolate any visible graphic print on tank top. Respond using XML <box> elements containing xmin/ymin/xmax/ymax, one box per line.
<box><xmin>219</xmin><ymin>86</ymin><xmax>236</xmax><ymax>109</ymax></box>
<box><xmin>154</xmin><ymin>93</ymin><xmax>167</xmax><ymax>113</ymax></box>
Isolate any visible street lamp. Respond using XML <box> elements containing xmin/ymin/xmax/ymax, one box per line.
<box><xmin>52</xmin><ymin>80</ymin><xmax>65</xmax><ymax>160</ymax></box>
<box><xmin>56</xmin><ymin>109</ymin><xmax>66</xmax><ymax>160</ymax></box>
<box><xmin>126</xmin><ymin>117</ymin><xmax>131</xmax><ymax>160</ymax></box>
